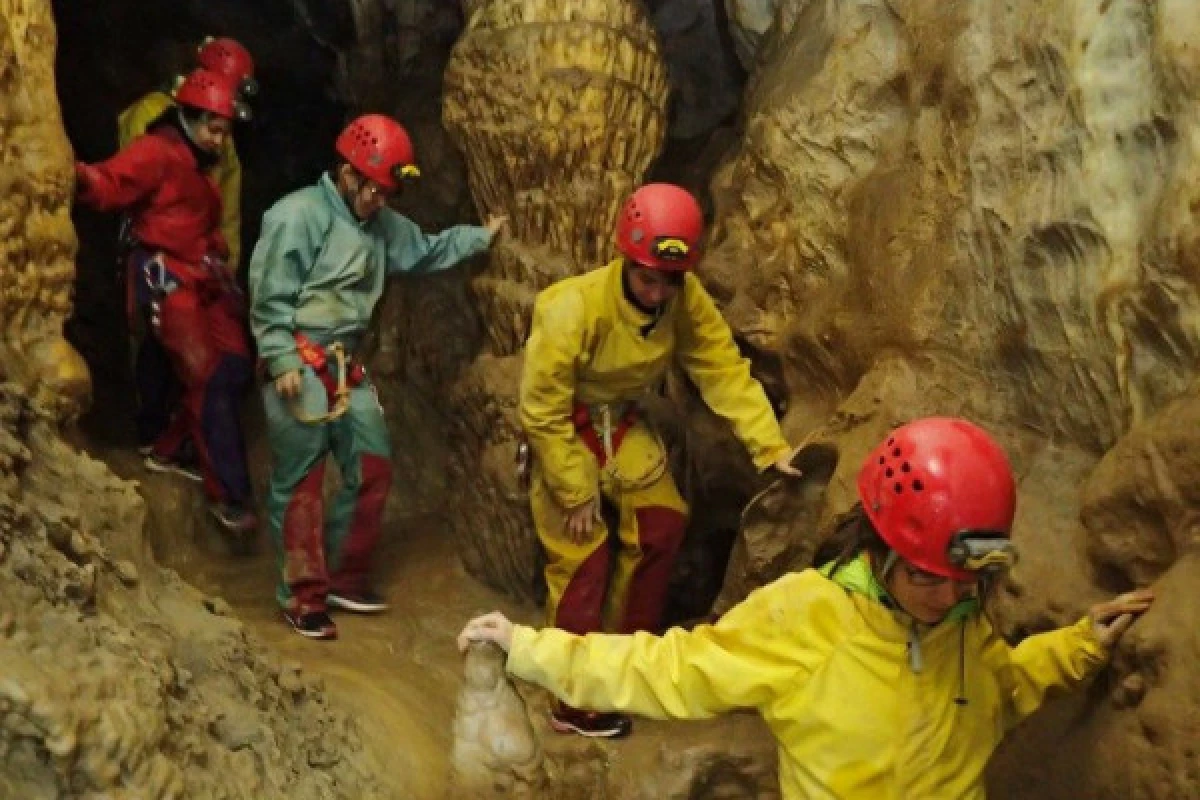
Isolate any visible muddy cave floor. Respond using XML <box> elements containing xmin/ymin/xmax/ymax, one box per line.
<box><xmin>82</xmin><ymin>441</ymin><xmax>773</xmax><ymax>799</ymax></box>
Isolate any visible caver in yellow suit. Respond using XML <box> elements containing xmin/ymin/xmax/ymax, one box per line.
<box><xmin>520</xmin><ymin>184</ymin><xmax>791</xmax><ymax>650</ymax></box>
<box><xmin>507</xmin><ymin>557</ymin><xmax>1108</xmax><ymax>799</ymax></box>
<box><xmin>498</xmin><ymin>418</ymin><xmax>1123</xmax><ymax>797</ymax></box>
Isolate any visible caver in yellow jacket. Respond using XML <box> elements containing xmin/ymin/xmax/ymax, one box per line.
<box><xmin>519</xmin><ymin>258</ymin><xmax>791</xmax><ymax>509</ymax></box>
<box><xmin>118</xmin><ymin>90</ymin><xmax>243</xmax><ymax>267</ymax></box>
<box><xmin>506</xmin><ymin>554</ymin><xmax>1109</xmax><ymax>799</ymax></box>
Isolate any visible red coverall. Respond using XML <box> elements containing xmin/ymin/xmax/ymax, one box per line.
<box><xmin>75</xmin><ymin>122</ymin><xmax>252</xmax><ymax>509</ymax></box>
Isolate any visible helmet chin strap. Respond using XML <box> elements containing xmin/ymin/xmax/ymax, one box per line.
<box><xmin>879</xmin><ymin>549</ymin><xmax>899</xmax><ymax>581</ymax></box>
<box><xmin>176</xmin><ymin>107</ymin><xmax>202</xmax><ymax>145</ymax></box>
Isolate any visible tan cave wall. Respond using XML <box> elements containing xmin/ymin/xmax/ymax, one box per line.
<box><xmin>439</xmin><ymin>0</ymin><xmax>669</xmax><ymax>599</ymax></box>
<box><xmin>0</xmin><ymin>0</ymin><xmax>89</xmax><ymax>420</ymax></box>
<box><xmin>705</xmin><ymin>0</ymin><xmax>1199</xmax><ymax>797</ymax></box>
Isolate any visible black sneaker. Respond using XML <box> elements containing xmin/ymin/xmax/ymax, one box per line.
<box><xmin>144</xmin><ymin>453</ymin><xmax>202</xmax><ymax>483</ymax></box>
<box><xmin>327</xmin><ymin>589</ymin><xmax>388</xmax><ymax>614</ymax></box>
<box><xmin>283</xmin><ymin>609</ymin><xmax>337</xmax><ymax>640</ymax></box>
<box><xmin>549</xmin><ymin>705</ymin><xmax>633</xmax><ymax>738</ymax></box>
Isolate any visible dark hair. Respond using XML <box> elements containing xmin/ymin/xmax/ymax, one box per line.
<box><xmin>815</xmin><ymin>504</ymin><xmax>889</xmax><ymax>577</ymax></box>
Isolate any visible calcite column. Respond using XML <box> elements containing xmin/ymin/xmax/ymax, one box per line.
<box><xmin>439</xmin><ymin>0</ymin><xmax>668</xmax><ymax>598</ymax></box>
<box><xmin>0</xmin><ymin>0</ymin><xmax>90</xmax><ymax>421</ymax></box>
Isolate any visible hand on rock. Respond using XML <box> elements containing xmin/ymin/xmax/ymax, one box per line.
<box><xmin>773</xmin><ymin>446</ymin><xmax>806</xmax><ymax>478</ymax></box>
<box><xmin>458</xmin><ymin>611</ymin><xmax>515</xmax><ymax>653</ymax></box>
<box><xmin>1090</xmin><ymin>588</ymin><xmax>1154</xmax><ymax>649</ymax></box>
<box><xmin>485</xmin><ymin>214</ymin><xmax>509</xmax><ymax>239</ymax></box>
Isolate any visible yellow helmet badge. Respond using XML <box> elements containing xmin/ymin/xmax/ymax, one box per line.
<box><xmin>652</xmin><ymin>236</ymin><xmax>691</xmax><ymax>261</ymax></box>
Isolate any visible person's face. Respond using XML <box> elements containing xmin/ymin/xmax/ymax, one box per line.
<box><xmin>339</xmin><ymin>165</ymin><xmax>395</xmax><ymax>221</ymax></box>
<box><xmin>885</xmin><ymin>558</ymin><xmax>979</xmax><ymax>625</ymax></box>
<box><xmin>193</xmin><ymin>114</ymin><xmax>232</xmax><ymax>154</ymax></box>
<box><xmin>626</xmin><ymin>262</ymin><xmax>684</xmax><ymax>310</ymax></box>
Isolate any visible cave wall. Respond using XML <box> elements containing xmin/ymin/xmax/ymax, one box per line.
<box><xmin>706</xmin><ymin>0</ymin><xmax>1200</xmax><ymax>796</ymax></box>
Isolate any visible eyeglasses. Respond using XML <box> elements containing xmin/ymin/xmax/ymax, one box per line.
<box><xmin>351</xmin><ymin>174</ymin><xmax>395</xmax><ymax>203</ymax></box>
<box><xmin>901</xmin><ymin>562</ymin><xmax>980</xmax><ymax>589</ymax></box>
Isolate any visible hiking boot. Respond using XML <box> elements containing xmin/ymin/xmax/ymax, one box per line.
<box><xmin>208</xmin><ymin>503</ymin><xmax>258</xmax><ymax>533</ymax></box>
<box><xmin>144</xmin><ymin>453</ymin><xmax>202</xmax><ymax>483</ymax></box>
<box><xmin>327</xmin><ymin>589</ymin><xmax>388</xmax><ymax>614</ymax></box>
<box><xmin>283</xmin><ymin>609</ymin><xmax>337</xmax><ymax>640</ymax></box>
<box><xmin>549</xmin><ymin>704</ymin><xmax>633</xmax><ymax>738</ymax></box>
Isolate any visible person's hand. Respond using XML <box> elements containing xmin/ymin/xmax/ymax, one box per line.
<box><xmin>274</xmin><ymin>369</ymin><xmax>302</xmax><ymax>399</ymax></box>
<box><xmin>1090</xmin><ymin>588</ymin><xmax>1155</xmax><ymax>649</ymax></box>
<box><xmin>484</xmin><ymin>214</ymin><xmax>509</xmax><ymax>239</ymax></box>
<box><xmin>565</xmin><ymin>498</ymin><xmax>597</xmax><ymax>543</ymax></box>
<box><xmin>458</xmin><ymin>611</ymin><xmax>515</xmax><ymax>653</ymax></box>
<box><xmin>773</xmin><ymin>445</ymin><xmax>805</xmax><ymax>478</ymax></box>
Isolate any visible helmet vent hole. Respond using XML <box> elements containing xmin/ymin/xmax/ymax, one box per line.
<box><xmin>912</xmin><ymin>479</ymin><xmax>924</xmax><ymax>491</ymax></box>
<box><xmin>893</xmin><ymin>483</ymin><xmax>903</xmax><ymax>493</ymax></box>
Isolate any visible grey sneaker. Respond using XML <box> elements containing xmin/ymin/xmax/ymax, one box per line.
<box><xmin>208</xmin><ymin>503</ymin><xmax>257</xmax><ymax>533</ymax></box>
<box><xmin>144</xmin><ymin>453</ymin><xmax>202</xmax><ymax>483</ymax></box>
<box><xmin>327</xmin><ymin>589</ymin><xmax>388</xmax><ymax>614</ymax></box>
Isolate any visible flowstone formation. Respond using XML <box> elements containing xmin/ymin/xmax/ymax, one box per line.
<box><xmin>440</xmin><ymin>0</ymin><xmax>669</xmax><ymax>600</ymax></box>
<box><xmin>695</xmin><ymin>0</ymin><xmax>1200</xmax><ymax>796</ymax></box>
<box><xmin>0</xmin><ymin>387</ymin><xmax>384</xmax><ymax>799</ymax></box>
<box><xmin>0</xmin><ymin>0</ymin><xmax>88</xmax><ymax>419</ymax></box>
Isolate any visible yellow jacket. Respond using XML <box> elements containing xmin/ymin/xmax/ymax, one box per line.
<box><xmin>507</xmin><ymin>556</ymin><xmax>1109</xmax><ymax>799</ymax></box>
<box><xmin>117</xmin><ymin>90</ymin><xmax>243</xmax><ymax>267</ymax></box>
<box><xmin>519</xmin><ymin>259</ymin><xmax>790</xmax><ymax>508</ymax></box>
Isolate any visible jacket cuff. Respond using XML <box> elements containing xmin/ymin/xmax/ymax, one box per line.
<box><xmin>505</xmin><ymin>624</ymin><xmax>538</xmax><ymax>679</ymax></box>
<box><xmin>267</xmin><ymin>352</ymin><xmax>304</xmax><ymax>379</ymax></box>
<box><xmin>752</xmin><ymin>442</ymin><xmax>793</xmax><ymax>473</ymax></box>
<box><xmin>1074</xmin><ymin>615</ymin><xmax>1111</xmax><ymax>667</ymax></box>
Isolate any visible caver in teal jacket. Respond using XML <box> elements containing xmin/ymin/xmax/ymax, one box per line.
<box><xmin>248</xmin><ymin>173</ymin><xmax>492</xmax><ymax>377</ymax></box>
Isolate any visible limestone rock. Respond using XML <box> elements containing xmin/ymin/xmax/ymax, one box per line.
<box><xmin>451</xmin><ymin>642</ymin><xmax>545</xmax><ymax>796</ymax></box>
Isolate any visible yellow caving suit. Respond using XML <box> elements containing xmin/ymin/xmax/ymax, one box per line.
<box><xmin>519</xmin><ymin>259</ymin><xmax>790</xmax><ymax>636</ymax></box>
<box><xmin>118</xmin><ymin>90</ymin><xmax>243</xmax><ymax>267</ymax></box>
<box><xmin>506</xmin><ymin>555</ymin><xmax>1111</xmax><ymax>799</ymax></box>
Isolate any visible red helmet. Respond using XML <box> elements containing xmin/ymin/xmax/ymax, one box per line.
<box><xmin>174</xmin><ymin>69</ymin><xmax>240</xmax><ymax>120</ymax></box>
<box><xmin>857</xmin><ymin>417</ymin><xmax>1017</xmax><ymax>581</ymax></box>
<box><xmin>335</xmin><ymin>114</ymin><xmax>420</xmax><ymax>191</ymax></box>
<box><xmin>616</xmin><ymin>183</ymin><xmax>704</xmax><ymax>272</ymax></box>
<box><xmin>197</xmin><ymin>37</ymin><xmax>257</xmax><ymax>97</ymax></box>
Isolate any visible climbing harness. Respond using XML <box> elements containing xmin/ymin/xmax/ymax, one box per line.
<box><xmin>141</xmin><ymin>253</ymin><xmax>177</xmax><ymax>332</ymax></box>
<box><xmin>286</xmin><ymin>336</ymin><xmax>356</xmax><ymax>425</ymax></box>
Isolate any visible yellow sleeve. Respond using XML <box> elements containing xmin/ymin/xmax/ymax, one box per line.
<box><xmin>506</xmin><ymin>576</ymin><xmax>812</xmax><ymax>720</ymax></box>
<box><xmin>518</xmin><ymin>289</ymin><xmax>597</xmax><ymax>509</ymax></box>
<box><xmin>675</xmin><ymin>278</ymin><xmax>790</xmax><ymax>471</ymax></box>
<box><xmin>116</xmin><ymin>92</ymin><xmax>174</xmax><ymax>149</ymax></box>
<box><xmin>992</xmin><ymin>616</ymin><xmax>1109</xmax><ymax>728</ymax></box>
<box><xmin>213</xmin><ymin>142</ymin><xmax>242</xmax><ymax>268</ymax></box>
